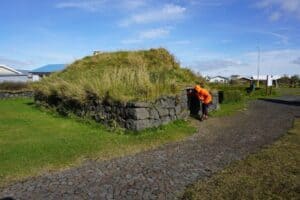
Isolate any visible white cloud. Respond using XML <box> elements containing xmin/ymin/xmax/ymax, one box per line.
<box><xmin>139</xmin><ymin>28</ymin><xmax>170</xmax><ymax>39</ymax></box>
<box><xmin>192</xmin><ymin>59</ymin><xmax>245</xmax><ymax>71</ymax></box>
<box><xmin>172</xmin><ymin>40</ymin><xmax>191</xmax><ymax>45</ymax></box>
<box><xmin>253</xmin><ymin>30</ymin><xmax>289</xmax><ymax>45</ymax></box>
<box><xmin>56</xmin><ymin>0</ymin><xmax>108</xmax><ymax>11</ymax></box>
<box><xmin>120</xmin><ymin>4</ymin><xmax>186</xmax><ymax>26</ymax></box>
<box><xmin>121</xmin><ymin>0</ymin><xmax>148</xmax><ymax>10</ymax></box>
<box><xmin>120</xmin><ymin>39</ymin><xmax>141</xmax><ymax>44</ymax></box>
<box><xmin>245</xmin><ymin>49</ymin><xmax>300</xmax><ymax>75</ymax></box>
<box><xmin>292</xmin><ymin>57</ymin><xmax>300</xmax><ymax>65</ymax></box>
<box><xmin>121</xmin><ymin>27</ymin><xmax>170</xmax><ymax>44</ymax></box>
<box><xmin>220</xmin><ymin>39</ymin><xmax>232</xmax><ymax>44</ymax></box>
<box><xmin>0</xmin><ymin>57</ymin><xmax>33</xmax><ymax>68</ymax></box>
<box><xmin>190</xmin><ymin>49</ymin><xmax>300</xmax><ymax>76</ymax></box>
<box><xmin>256</xmin><ymin>0</ymin><xmax>300</xmax><ymax>21</ymax></box>
<box><xmin>269</xmin><ymin>11</ymin><xmax>281</xmax><ymax>21</ymax></box>
<box><xmin>56</xmin><ymin>0</ymin><xmax>147</xmax><ymax>12</ymax></box>
<box><xmin>184</xmin><ymin>0</ymin><xmax>223</xmax><ymax>6</ymax></box>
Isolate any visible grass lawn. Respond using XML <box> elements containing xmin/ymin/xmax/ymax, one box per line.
<box><xmin>276</xmin><ymin>87</ymin><xmax>300</xmax><ymax>96</ymax></box>
<box><xmin>0</xmin><ymin>98</ymin><xmax>196</xmax><ymax>187</ymax></box>
<box><xmin>182</xmin><ymin>118</ymin><xmax>300</xmax><ymax>200</ymax></box>
<box><xmin>210</xmin><ymin>101</ymin><xmax>248</xmax><ymax>117</ymax></box>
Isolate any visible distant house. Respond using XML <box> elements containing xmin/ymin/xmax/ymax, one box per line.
<box><xmin>230</xmin><ymin>75</ymin><xmax>252</xmax><ymax>84</ymax></box>
<box><xmin>93</xmin><ymin>51</ymin><xmax>102</xmax><ymax>55</ymax></box>
<box><xmin>208</xmin><ymin>76</ymin><xmax>229</xmax><ymax>83</ymax></box>
<box><xmin>31</xmin><ymin>64</ymin><xmax>66</xmax><ymax>78</ymax></box>
<box><xmin>0</xmin><ymin>64</ymin><xmax>38</xmax><ymax>83</ymax></box>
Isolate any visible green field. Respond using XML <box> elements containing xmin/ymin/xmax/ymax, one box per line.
<box><xmin>0</xmin><ymin>98</ymin><xmax>196</xmax><ymax>186</ymax></box>
<box><xmin>183</xmin><ymin>119</ymin><xmax>300</xmax><ymax>199</ymax></box>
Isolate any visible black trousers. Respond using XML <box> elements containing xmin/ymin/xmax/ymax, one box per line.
<box><xmin>202</xmin><ymin>103</ymin><xmax>209</xmax><ymax>115</ymax></box>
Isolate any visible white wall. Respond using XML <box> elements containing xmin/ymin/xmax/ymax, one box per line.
<box><xmin>0</xmin><ymin>67</ymin><xmax>16</xmax><ymax>75</ymax></box>
<box><xmin>32</xmin><ymin>75</ymin><xmax>40</xmax><ymax>82</ymax></box>
<box><xmin>0</xmin><ymin>75</ymin><xmax>29</xmax><ymax>83</ymax></box>
<box><xmin>209</xmin><ymin>77</ymin><xmax>228</xmax><ymax>83</ymax></box>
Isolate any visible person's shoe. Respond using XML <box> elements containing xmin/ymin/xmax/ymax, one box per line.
<box><xmin>200</xmin><ymin>116</ymin><xmax>205</xmax><ymax>121</ymax></box>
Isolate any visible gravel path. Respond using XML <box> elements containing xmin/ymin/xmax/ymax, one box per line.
<box><xmin>1</xmin><ymin>96</ymin><xmax>300</xmax><ymax>200</ymax></box>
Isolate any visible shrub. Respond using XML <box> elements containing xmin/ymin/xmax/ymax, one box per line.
<box><xmin>0</xmin><ymin>82</ymin><xmax>30</xmax><ymax>91</ymax></box>
<box><xmin>223</xmin><ymin>89</ymin><xmax>244</xmax><ymax>103</ymax></box>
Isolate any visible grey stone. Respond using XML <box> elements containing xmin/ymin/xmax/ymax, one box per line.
<box><xmin>177</xmin><ymin>110</ymin><xmax>189</xmax><ymax>120</ymax></box>
<box><xmin>149</xmin><ymin>109</ymin><xmax>160</xmax><ymax>120</ymax></box>
<box><xmin>169</xmin><ymin>108</ymin><xmax>175</xmax><ymax>116</ymax></box>
<box><xmin>150</xmin><ymin>119</ymin><xmax>161</xmax><ymax>127</ymax></box>
<box><xmin>175</xmin><ymin>106</ymin><xmax>181</xmax><ymax>115</ymax></box>
<box><xmin>0</xmin><ymin>91</ymin><xmax>33</xmax><ymax>99</ymax></box>
<box><xmin>126</xmin><ymin>119</ymin><xmax>151</xmax><ymax>131</ymax></box>
<box><xmin>161</xmin><ymin>116</ymin><xmax>171</xmax><ymax>125</ymax></box>
<box><xmin>170</xmin><ymin>115</ymin><xmax>177</xmax><ymax>121</ymax></box>
<box><xmin>155</xmin><ymin>98</ymin><xmax>169</xmax><ymax>108</ymax></box>
<box><xmin>155</xmin><ymin>107</ymin><xmax>169</xmax><ymax>117</ymax></box>
<box><xmin>104</xmin><ymin>106</ymin><xmax>111</xmax><ymax>112</ymax></box>
<box><xmin>126</xmin><ymin>108</ymin><xmax>149</xmax><ymax>120</ymax></box>
<box><xmin>126</xmin><ymin>102</ymin><xmax>151</xmax><ymax>108</ymax></box>
<box><xmin>180</xmin><ymin>101</ymin><xmax>188</xmax><ymax>110</ymax></box>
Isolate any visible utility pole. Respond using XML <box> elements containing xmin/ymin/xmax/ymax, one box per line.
<box><xmin>257</xmin><ymin>46</ymin><xmax>260</xmax><ymax>87</ymax></box>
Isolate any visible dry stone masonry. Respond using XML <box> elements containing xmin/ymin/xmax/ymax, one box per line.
<box><xmin>35</xmin><ymin>90</ymin><xmax>219</xmax><ymax>131</ymax></box>
<box><xmin>0</xmin><ymin>91</ymin><xmax>33</xmax><ymax>99</ymax></box>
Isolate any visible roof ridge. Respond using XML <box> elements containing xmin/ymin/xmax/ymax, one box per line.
<box><xmin>0</xmin><ymin>64</ymin><xmax>22</xmax><ymax>75</ymax></box>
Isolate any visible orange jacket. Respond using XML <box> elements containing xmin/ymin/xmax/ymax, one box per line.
<box><xmin>194</xmin><ymin>85</ymin><xmax>212</xmax><ymax>104</ymax></box>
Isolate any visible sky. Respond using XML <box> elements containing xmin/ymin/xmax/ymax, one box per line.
<box><xmin>0</xmin><ymin>0</ymin><xmax>300</xmax><ymax>76</ymax></box>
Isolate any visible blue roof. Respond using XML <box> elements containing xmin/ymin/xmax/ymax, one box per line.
<box><xmin>32</xmin><ymin>64</ymin><xmax>66</xmax><ymax>73</ymax></box>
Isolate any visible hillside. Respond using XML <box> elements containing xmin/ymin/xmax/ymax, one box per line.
<box><xmin>33</xmin><ymin>48</ymin><xmax>203</xmax><ymax>102</ymax></box>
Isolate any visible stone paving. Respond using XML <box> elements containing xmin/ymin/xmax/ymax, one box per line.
<box><xmin>1</xmin><ymin>96</ymin><xmax>300</xmax><ymax>200</ymax></box>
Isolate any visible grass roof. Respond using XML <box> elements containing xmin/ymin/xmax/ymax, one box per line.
<box><xmin>33</xmin><ymin>48</ymin><xmax>203</xmax><ymax>102</ymax></box>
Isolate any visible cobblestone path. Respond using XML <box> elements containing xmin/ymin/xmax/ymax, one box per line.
<box><xmin>1</xmin><ymin>96</ymin><xmax>300</xmax><ymax>199</ymax></box>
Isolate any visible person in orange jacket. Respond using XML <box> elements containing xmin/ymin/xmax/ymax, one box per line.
<box><xmin>194</xmin><ymin>85</ymin><xmax>212</xmax><ymax>120</ymax></box>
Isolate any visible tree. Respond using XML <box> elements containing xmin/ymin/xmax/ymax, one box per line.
<box><xmin>290</xmin><ymin>75</ymin><xmax>300</xmax><ymax>88</ymax></box>
<box><xmin>278</xmin><ymin>75</ymin><xmax>290</xmax><ymax>86</ymax></box>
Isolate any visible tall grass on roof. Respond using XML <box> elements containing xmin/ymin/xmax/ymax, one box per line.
<box><xmin>33</xmin><ymin>48</ymin><xmax>204</xmax><ymax>102</ymax></box>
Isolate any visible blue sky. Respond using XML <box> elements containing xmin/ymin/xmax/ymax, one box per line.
<box><xmin>0</xmin><ymin>0</ymin><xmax>299</xmax><ymax>76</ymax></box>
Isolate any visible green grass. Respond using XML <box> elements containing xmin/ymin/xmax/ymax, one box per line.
<box><xmin>210</xmin><ymin>101</ymin><xmax>248</xmax><ymax>117</ymax></box>
<box><xmin>210</xmin><ymin>87</ymin><xmax>298</xmax><ymax>117</ymax></box>
<box><xmin>0</xmin><ymin>98</ymin><xmax>196</xmax><ymax>187</ymax></box>
<box><xmin>276</xmin><ymin>87</ymin><xmax>300</xmax><ymax>96</ymax></box>
<box><xmin>33</xmin><ymin>48</ymin><xmax>204</xmax><ymax>102</ymax></box>
<box><xmin>182</xmin><ymin>119</ymin><xmax>300</xmax><ymax>200</ymax></box>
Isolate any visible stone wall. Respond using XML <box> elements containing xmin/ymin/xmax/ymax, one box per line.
<box><xmin>35</xmin><ymin>91</ymin><xmax>190</xmax><ymax>131</ymax></box>
<box><xmin>35</xmin><ymin>90</ymin><xmax>219</xmax><ymax>131</ymax></box>
<box><xmin>0</xmin><ymin>91</ymin><xmax>33</xmax><ymax>99</ymax></box>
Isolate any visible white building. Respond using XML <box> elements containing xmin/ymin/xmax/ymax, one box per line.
<box><xmin>251</xmin><ymin>75</ymin><xmax>282</xmax><ymax>87</ymax></box>
<box><xmin>251</xmin><ymin>75</ymin><xmax>282</xmax><ymax>81</ymax></box>
<box><xmin>208</xmin><ymin>76</ymin><xmax>229</xmax><ymax>83</ymax></box>
<box><xmin>0</xmin><ymin>64</ymin><xmax>39</xmax><ymax>83</ymax></box>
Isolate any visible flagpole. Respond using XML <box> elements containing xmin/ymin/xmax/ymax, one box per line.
<box><xmin>257</xmin><ymin>46</ymin><xmax>260</xmax><ymax>87</ymax></box>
